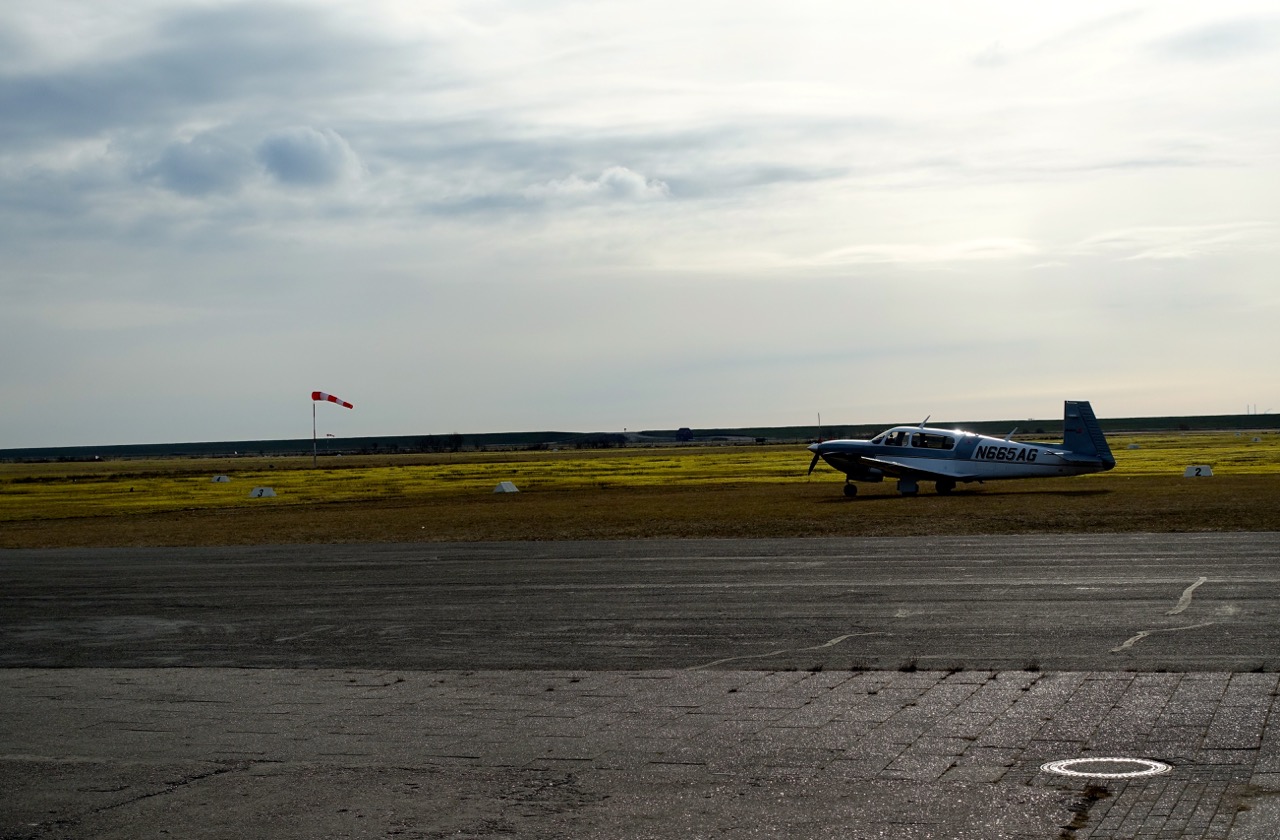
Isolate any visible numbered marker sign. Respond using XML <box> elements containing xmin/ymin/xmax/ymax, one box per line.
<box><xmin>1184</xmin><ymin>465</ymin><xmax>1213</xmax><ymax>478</ymax></box>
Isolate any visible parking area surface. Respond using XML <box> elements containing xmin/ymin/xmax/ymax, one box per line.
<box><xmin>3</xmin><ymin>534</ymin><xmax>1280</xmax><ymax>837</ymax></box>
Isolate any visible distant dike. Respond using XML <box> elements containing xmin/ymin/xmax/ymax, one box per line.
<box><xmin>4</xmin><ymin>414</ymin><xmax>1278</xmax><ymax>462</ymax></box>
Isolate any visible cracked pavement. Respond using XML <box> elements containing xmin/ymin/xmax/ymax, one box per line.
<box><xmin>3</xmin><ymin>533</ymin><xmax>1280</xmax><ymax>838</ymax></box>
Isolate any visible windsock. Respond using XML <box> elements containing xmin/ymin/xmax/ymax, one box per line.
<box><xmin>311</xmin><ymin>391</ymin><xmax>354</xmax><ymax>409</ymax></box>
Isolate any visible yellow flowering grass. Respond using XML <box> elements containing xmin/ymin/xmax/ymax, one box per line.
<box><xmin>1</xmin><ymin>433</ymin><xmax>1276</xmax><ymax>546</ymax></box>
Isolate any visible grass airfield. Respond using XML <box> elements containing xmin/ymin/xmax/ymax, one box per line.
<box><xmin>2</xmin><ymin>432</ymin><xmax>1278</xmax><ymax>547</ymax></box>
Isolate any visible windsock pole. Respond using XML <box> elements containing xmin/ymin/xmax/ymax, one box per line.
<box><xmin>309</xmin><ymin>391</ymin><xmax>353</xmax><ymax>469</ymax></box>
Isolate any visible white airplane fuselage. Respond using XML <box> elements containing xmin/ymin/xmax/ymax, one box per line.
<box><xmin>807</xmin><ymin>400</ymin><xmax>1115</xmax><ymax>496</ymax></box>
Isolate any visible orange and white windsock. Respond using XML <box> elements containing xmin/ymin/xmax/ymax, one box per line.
<box><xmin>311</xmin><ymin>391</ymin><xmax>354</xmax><ymax>409</ymax></box>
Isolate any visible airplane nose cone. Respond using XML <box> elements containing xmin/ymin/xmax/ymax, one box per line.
<box><xmin>807</xmin><ymin>441</ymin><xmax>821</xmax><ymax>452</ymax></box>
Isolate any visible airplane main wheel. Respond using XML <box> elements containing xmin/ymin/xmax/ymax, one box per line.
<box><xmin>843</xmin><ymin>483</ymin><xmax>859</xmax><ymax>498</ymax></box>
<box><xmin>936</xmin><ymin>480</ymin><xmax>956</xmax><ymax>495</ymax></box>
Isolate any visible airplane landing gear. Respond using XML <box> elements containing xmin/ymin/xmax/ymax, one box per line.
<box><xmin>843</xmin><ymin>482</ymin><xmax>859</xmax><ymax>498</ymax></box>
<box><xmin>936</xmin><ymin>480</ymin><xmax>956</xmax><ymax>495</ymax></box>
<box><xmin>896</xmin><ymin>479</ymin><xmax>919</xmax><ymax>496</ymax></box>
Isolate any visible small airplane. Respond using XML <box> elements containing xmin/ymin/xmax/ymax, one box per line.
<box><xmin>807</xmin><ymin>400</ymin><xmax>1115</xmax><ymax>496</ymax></box>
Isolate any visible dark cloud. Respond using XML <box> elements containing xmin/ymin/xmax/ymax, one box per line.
<box><xmin>352</xmin><ymin>117</ymin><xmax>862</xmax><ymax>213</ymax></box>
<box><xmin>258</xmin><ymin>127</ymin><xmax>358</xmax><ymax>186</ymax></box>
<box><xmin>0</xmin><ymin>3</ymin><xmax>413</xmax><ymax>148</ymax></box>
<box><xmin>1154</xmin><ymin>19</ymin><xmax>1280</xmax><ymax>61</ymax></box>
<box><xmin>145</xmin><ymin>132</ymin><xmax>256</xmax><ymax>195</ymax></box>
<box><xmin>0</xmin><ymin>25</ymin><xmax>33</xmax><ymax>71</ymax></box>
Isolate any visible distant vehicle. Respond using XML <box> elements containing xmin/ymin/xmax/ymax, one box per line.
<box><xmin>807</xmin><ymin>400</ymin><xmax>1115</xmax><ymax>497</ymax></box>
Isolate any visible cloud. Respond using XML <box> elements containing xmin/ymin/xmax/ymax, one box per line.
<box><xmin>971</xmin><ymin>11</ymin><xmax>1144</xmax><ymax>68</ymax></box>
<box><xmin>972</xmin><ymin>41</ymin><xmax>1010</xmax><ymax>69</ymax></box>
<box><xmin>145</xmin><ymin>132</ymin><xmax>255</xmax><ymax>195</ymax></box>
<box><xmin>28</xmin><ymin>299</ymin><xmax>201</xmax><ymax>331</ymax></box>
<box><xmin>1072</xmin><ymin>223</ymin><xmax>1276</xmax><ymax>261</ymax></box>
<box><xmin>525</xmin><ymin>166</ymin><xmax>670</xmax><ymax>203</ymax></box>
<box><xmin>806</xmin><ymin>238</ymin><xmax>1040</xmax><ymax>267</ymax></box>
<box><xmin>4</xmin><ymin>2</ymin><xmax>1280</xmax><ymax>446</ymax></box>
<box><xmin>258</xmin><ymin>126</ymin><xmax>360</xmax><ymax>186</ymax></box>
<box><xmin>0</xmin><ymin>3</ymin><xmax>408</xmax><ymax>149</ymax></box>
<box><xmin>1154</xmin><ymin>19</ymin><xmax>1280</xmax><ymax>61</ymax></box>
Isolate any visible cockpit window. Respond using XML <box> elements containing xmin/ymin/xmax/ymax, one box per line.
<box><xmin>882</xmin><ymin>430</ymin><xmax>907</xmax><ymax>446</ymax></box>
<box><xmin>911</xmin><ymin>433</ymin><xmax>955</xmax><ymax>450</ymax></box>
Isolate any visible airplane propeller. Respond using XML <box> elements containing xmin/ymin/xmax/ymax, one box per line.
<box><xmin>808</xmin><ymin>452</ymin><xmax>821</xmax><ymax>475</ymax></box>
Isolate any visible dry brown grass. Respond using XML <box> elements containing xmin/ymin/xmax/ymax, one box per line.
<box><xmin>3</xmin><ymin>473</ymin><xmax>1278</xmax><ymax>548</ymax></box>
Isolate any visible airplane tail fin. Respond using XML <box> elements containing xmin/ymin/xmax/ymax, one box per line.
<box><xmin>1063</xmin><ymin>400</ymin><xmax>1115</xmax><ymax>469</ymax></box>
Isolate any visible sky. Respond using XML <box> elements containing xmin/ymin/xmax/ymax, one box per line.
<box><xmin>2</xmin><ymin>1</ymin><xmax>1278</xmax><ymax>447</ymax></box>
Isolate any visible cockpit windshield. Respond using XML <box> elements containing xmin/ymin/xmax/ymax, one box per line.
<box><xmin>875</xmin><ymin>429</ymin><xmax>955</xmax><ymax>449</ymax></box>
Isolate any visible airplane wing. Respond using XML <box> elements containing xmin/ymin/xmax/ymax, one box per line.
<box><xmin>856</xmin><ymin>455</ymin><xmax>980</xmax><ymax>483</ymax></box>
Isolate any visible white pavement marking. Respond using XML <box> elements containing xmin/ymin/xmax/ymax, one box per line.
<box><xmin>685</xmin><ymin>632</ymin><xmax>884</xmax><ymax>670</ymax></box>
<box><xmin>1111</xmin><ymin>622</ymin><xmax>1215</xmax><ymax>653</ymax></box>
<box><xmin>1041</xmin><ymin>757</ymin><xmax>1172</xmax><ymax>779</ymax></box>
<box><xmin>1168</xmin><ymin>576</ymin><xmax>1209</xmax><ymax>615</ymax></box>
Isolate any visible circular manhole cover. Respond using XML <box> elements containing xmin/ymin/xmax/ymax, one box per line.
<box><xmin>1041</xmin><ymin>757</ymin><xmax>1172</xmax><ymax>779</ymax></box>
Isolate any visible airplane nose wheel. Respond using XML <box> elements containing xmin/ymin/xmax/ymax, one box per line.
<box><xmin>843</xmin><ymin>483</ymin><xmax>858</xmax><ymax>498</ymax></box>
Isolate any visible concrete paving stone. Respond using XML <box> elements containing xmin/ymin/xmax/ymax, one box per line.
<box><xmin>1096</xmin><ymin>704</ymin><xmax>1165</xmax><ymax>731</ymax></box>
<box><xmin>942</xmin><ymin>705</ymin><xmax>1012</xmax><ymax>731</ymax></box>
<box><xmin>732</xmin><ymin>672</ymin><xmax>814</xmax><ymax>692</ymax></box>
<box><xmin>1148</xmin><ymin>779</ymin><xmax>1188</xmax><ymax>815</ymax></box>
<box><xmin>517</xmin><ymin>715</ymin><xmax>610</xmax><ymax>740</ymax></box>
<box><xmin>975</xmin><ymin>725</ymin><xmax>1050</xmax><ymax>750</ymax></box>
<box><xmin>750</xmin><ymin>727</ymin><xmax>845</xmax><ymax>753</ymax></box>
<box><xmin>523</xmin><ymin>736</ymin><xmax>605</xmax><ymax>762</ymax></box>
<box><xmin>881</xmin><ymin>753</ymin><xmax>956</xmax><ymax>782</ymax></box>
<box><xmin>825</xmin><ymin>756</ymin><xmax>897</xmax><ymax>779</ymax></box>
<box><xmin>833</xmin><ymin>702</ymin><xmax>900</xmax><ymax>723</ymax></box>
<box><xmin>954</xmin><ymin>745</ymin><xmax>1020</xmax><ymax>766</ymax></box>
<box><xmin>939</xmin><ymin>670</ymin><xmax>997</xmax><ymax>684</ymax></box>
<box><xmin>952</xmin><ymin>683</ymin><xmax>1025</xmax><ymax>708</ymax></box>
<box><xmin>1195</xmin><ymin>748</ymin><xmax>1260</xmax><ymax>768</ymax></box>
<box><xmin>801</xmin><ymin>721</ymin><xmax>880</xmax><ymax>747</ymax></box>
<box><xmin>743</xmin><ymin>743</ymin><xmax>848</xmax><ymax>768</ymax></box>
<box><xmin>740</xmin><ymin>691</ymin><xmax>824</xmax><ymax>712</ymax></box>
<box><xmin>881</xmin><ymin>706</ymin><xmax>951</xmax><ymax>729</ymax></box>
<box><xmin>1163</xmin><ymin>692</ymin><xmax>1231</xmax><ymax>724</ymax></box>
<box><xmin>940</xmin><ymin>764</ymin><xmax>1007</xmax><ymax>783</ymax></box>
<box><xmin>861</xmin><ymin>724</ymin><xmax>933</xmax><ymax>749</ymax></box>
<box><xmin>1229</xmin><ymin>793</ymin><xmax>1280</xmax><ymax>839</ymax></box>
<box><xmin>687</xmin><ymin>716</ymin><xmax>773</xmax><ymax>740</ymax></box>
<box><xmin>1205</xmin><ymin>705</ymin><xmax>1269</xmax><ymax>750</ymax></box>
<box><xmin>772</xmin><ymin>706</ymin><xmax>841</xmax><ymax>728</ymax></box>
<box><xmin>1222</xmin><ymin>673</ymin><xmax>1280</xmax><ymax>703</ymax></box>
<box><xmin>1021</xmin><ymin>739</ymin><xmax>1089</xmax><ymax>761</ymax></box>
<box><xmin>1101</xmin><ymin>693</ymin><xmax>1177</xmax><ymax>726</ymax></box>
<box><xmin>843</xmin><ymin>671</ymin><xmax>897</xmax><ymax>689</ymax></box>
<box><xmin>865</xmin><ymin>687</ymin><xmax>928</xmax><ymax>705</ymax></box>
<box><xmin>988</xmin><ymin>670</ymin><xmax>1041</xmax><ymax>688</ymax></box>
<box><xmin>930</xmin><ymin>713</ymin><xmax>1002</xmax><ymax>740</ymax></box>
<box><xmin>1169</xmin><ymin>788</ymin><xmax>1205</xmax><ymax>821</ymax></box>
<box><xmin>7</xmin><ymin>664</ymin><xmax>1280</xmax><ymax>837</ymax></box>
<box><xmin>881</xmin><ymin>671</ymin><xmax>946</xmax><ymax>688</ymax></box>
<box><xmin>918</xmin><ymin>678</ymin><xmax>983</xmax><ymax>701</ymax></box>
<box><xmin>898</xmin><ymin>735</ymin><xmax>973</xmax><ymax>758</ymax></box>
<box><xmin>1026</xmin><ymin>671</ymin><xmax>1087</xmax><ymax>694</ymax></box>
